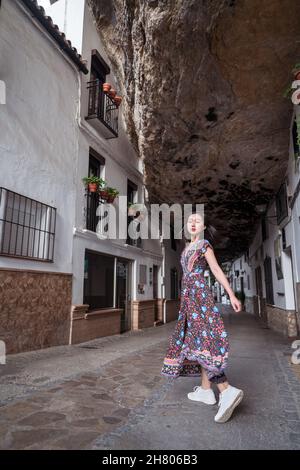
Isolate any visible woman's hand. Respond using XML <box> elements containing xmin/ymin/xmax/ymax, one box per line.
<box><xmin>229</xmin><ymin>294</ymin><xmax>242</xmax><ymax>313</ymax></box>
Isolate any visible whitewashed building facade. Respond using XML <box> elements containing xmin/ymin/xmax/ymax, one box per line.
<box><xmin>0</xmin><ymin>0</ymin><xmax>181</xmax><ymax>354</ymax></box>
<box><xmin>228</xmin><ymin>102</ymin><xmax>300</xmax><ymax>337</ymax></box>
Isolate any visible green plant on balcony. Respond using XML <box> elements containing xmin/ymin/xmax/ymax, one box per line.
<box><xmin>106</xmin><ymin>187</ymin><xmax>119</xmax><ymax>203</ymax></box>
<box><xmin>283</xmin><ymin>84</ymin><xmax>293</xmax><ymax>99</ymax></box>
<box><xmin>98</xmin><ymin>180</ymin><xmax>108</xmax><ymax>200</ymax></box>
<box><xmin>82</xmin><ymin>176</ymin><xmax>105</xmax><ymax>192</ymax></box>
<box><xmin>99</xmin><ymin>184</ymin><xmax>119</xmax><ymax>203</ymax></box>
<box><xmin>292</xmin><ymin>63</ymin><xmax>300</xmax><ymax>80</ymax></box>
<box><xmin>283</xmin><ymin>62</ymin><xmax>300</xmax><ymax>100</ymax></box>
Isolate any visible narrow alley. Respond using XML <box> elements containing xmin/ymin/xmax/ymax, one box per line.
<box><xmin>1</xmin><ymin>0</ymin><xmax>300</xmax><ymax>454</ymax></box>
<box><xmin>0</xmin><ymin>307</ymin><xmax>299</xmax><ymax>450</ymax></box>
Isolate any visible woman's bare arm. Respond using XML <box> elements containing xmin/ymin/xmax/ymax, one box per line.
<box><xmin>204</xmin><ymin>246</ymin><xmax>242</xmax><ymax>312</ymax></box>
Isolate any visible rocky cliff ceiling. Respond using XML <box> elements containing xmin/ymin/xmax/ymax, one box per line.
<box><xmin>88</xmin><ymin>0</ymin><xmax>300</xmax><ymax>261</ymax></box>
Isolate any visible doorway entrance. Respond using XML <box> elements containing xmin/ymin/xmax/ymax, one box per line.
<box><xmin>153</xmin><ymin>264</ymin><xmax>159</xmax><ymax>322</ymax></box>
<box><xmin>116</xmin><ymin>259</ymin><xmax>132</xmax><ymax>333</ymax></box>
<box><xmin>255</xmin><ymin>265</ymin><xmax>263</xmax><ymax>318</ymax></box>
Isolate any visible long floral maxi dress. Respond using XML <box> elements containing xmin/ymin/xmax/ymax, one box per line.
<box><xmin>161</xmin><ymin>238</ymin><xmax>229</xmax><ymax>382</ymax></box>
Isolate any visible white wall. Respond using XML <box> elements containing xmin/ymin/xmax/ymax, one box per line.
<box><xmin>289</xmin><ymin>106</ymin><xmax>300</xmax><ymax>285</ymax></box>
<box><xmin>234</xmin><ymin>100</ymin><xmax>300</xmax><ymax>312</ymax></box>
<box><xmin>164</xmin><ymin>238</ymin><xmax>184</xmax><ymax>300</ymax></box>
<box><xmin>0</xmin><ymin>0</ymin><xmax>79</xmax><ymax>273</ymax></box>
<box><xmin>71</xmin><ymin>0</ymin><xmax>164</xmax><ymax>305</ymax></box>
<box><xmin>230</xmin><ymin>255</ymin><xmax>254</xmax><ymax>298</ymax></box>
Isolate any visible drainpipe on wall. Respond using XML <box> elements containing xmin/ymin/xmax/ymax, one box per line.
<box><xmin>160</xmin><ymin>235</ymin><xmax>166</xmax><ymax>323</ymax></box>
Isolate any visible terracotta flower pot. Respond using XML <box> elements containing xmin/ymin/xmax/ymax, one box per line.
<box><xmin>103</xmin><ymin>83</ymin><xmax>111</xmax><ymax>92</ymax></box>
<box><xmin>99</xmin><ymin>189</ymin><xmax>109</xmax><ymax>200</ymax></box>
<box><xmin>114</xmin><ymin>95</ymin><xmax>122</xmax><ymax>107</ymax></box>
<box><xmin>88</xmin><ymin>183</ymin><xmax>98</xmax><ymax>192</ymax></box>
<box><xmin>108</xmin><ymin>88</ymin><xmax>116</xmax><ymax>98</ymax></box>
<box><xmin>107</xmin><ymin>195</ymin><xmax>116</xmax><ymax>203</ymax></box>
<box><xmin>294</xmin><ymin>71</ymin><xmax>300</xmax><ymax>80</ymax></box>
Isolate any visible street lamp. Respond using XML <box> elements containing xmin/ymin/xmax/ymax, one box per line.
<box><xmin>255</xmin><ymin>203</ymin><xmax>277</xmax><ymax>219</ymax></box>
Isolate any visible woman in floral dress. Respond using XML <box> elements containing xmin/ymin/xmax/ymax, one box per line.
<box><xmin>161</xmin><ymin>212</ymin><xmax>244</xmax><ymax>423</ymax></box>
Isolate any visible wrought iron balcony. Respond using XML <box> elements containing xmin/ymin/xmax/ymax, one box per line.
<box><xmin>126</xmin><ymin>215</ymin><xmax>142</xmax><ymax>248</ymax></box>
<box><xmin>86</xmin><ymin>79</ymin><xmax>119</xmax><ymax>138</ymax></box>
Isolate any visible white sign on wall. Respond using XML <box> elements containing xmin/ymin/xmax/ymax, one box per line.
<box><xmin>0</xmin><ymin>80</ymin><xmax>6</xmax><ymax>104</ymax></box>
<box><xmin>0</xmin><ymin>340</ymin><xmax>6</xmax><ymax>365</ymax></box>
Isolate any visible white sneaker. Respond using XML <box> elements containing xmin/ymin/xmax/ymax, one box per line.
<box><xmin>214</xmin><ymin>385</ymin><xmax>244</xmax><ymax>423</ymax></box>
<box><xmin>187</xmin><ymin>386</ymin><xmax>217</xmax><ymax>405</ymax></box>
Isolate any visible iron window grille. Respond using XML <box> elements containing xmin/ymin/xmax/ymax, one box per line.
<box><xmin>0</xmin><ymin>187</ymin><xmax>56</xmax><ymax>261</ymax></box>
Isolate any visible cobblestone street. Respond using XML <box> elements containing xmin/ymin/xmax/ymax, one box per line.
<box><xmin>0</xmin><ymin>306</ymin><xmax>300</xmax><ymax>450</ymax></box>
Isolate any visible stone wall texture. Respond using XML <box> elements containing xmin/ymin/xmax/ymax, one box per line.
<box><xmin>132</xmin><ymin>299</ymin><xmax>155</xmax><ymax>329</ymax></box>
<box><xmin>88</xmin><ymin>0</ymin><xmax>300</xmax><ymax>261</ymax></box>
<box><xmin>266</xmin><ymin>304</ymin><xmax>298</xmax><ymax>337</ymax></box>
<box><xmin>70</xmin><ymin>305</ymin><xmax>123</xmax><ymax>344</ymax></box>
<box><xmin>0</xmin><ymin>268</ymin><xmax>72</xmax><ymax>354</ymax></box>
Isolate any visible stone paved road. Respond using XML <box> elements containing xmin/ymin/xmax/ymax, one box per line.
<box><xmin>0</xmin><ymin>306</ymin><xmax>300</xmax><ymax>450</ymax></box>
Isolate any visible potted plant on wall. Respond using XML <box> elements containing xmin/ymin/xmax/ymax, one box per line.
<box><xmin>292</xmin><ymin>63</ymin><xmax>300</xmax><ymax>80</ymax></box>
<box><xmin>106</xmin><ymin>187</ymin><xmax>119</xmax><ymax>203</ymax></box>
<box><xmin>98</xmin><ymin>183</ymin><xmax>119</xmax><ymax>203</ymax></box>
<box><xmin>82</xmin><ymin>176</ymin><xmax>105</xmax><ymax>193</ymax></box>
<box><xmin>283</xmin><ymin>62</ymin><xmax>300</xmax><ymax>101</ymax></box>
<box><xmin>107</xmin><ymin>88</ymin><xmax>116</xmax><ymax>99</ymax></box>
<box><xmin>113</xmin><ymin>95</ymin><xmax>123</xmax><ymax>107</ymax></box>
<box><xmin>98</xmin><ymin>181</ymin><xmax>109</xmax><ymax>201</ymax></box>
<box><xmin>102</xmin><ymin>82</ymin><xmax>111</xmax><ymax>93</ymax></box>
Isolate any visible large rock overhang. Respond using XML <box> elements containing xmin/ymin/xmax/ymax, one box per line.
<box><xmin>88</xmin><ymin>0</ymin><xmax>300</xmax><ymax>260</ymax></box>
